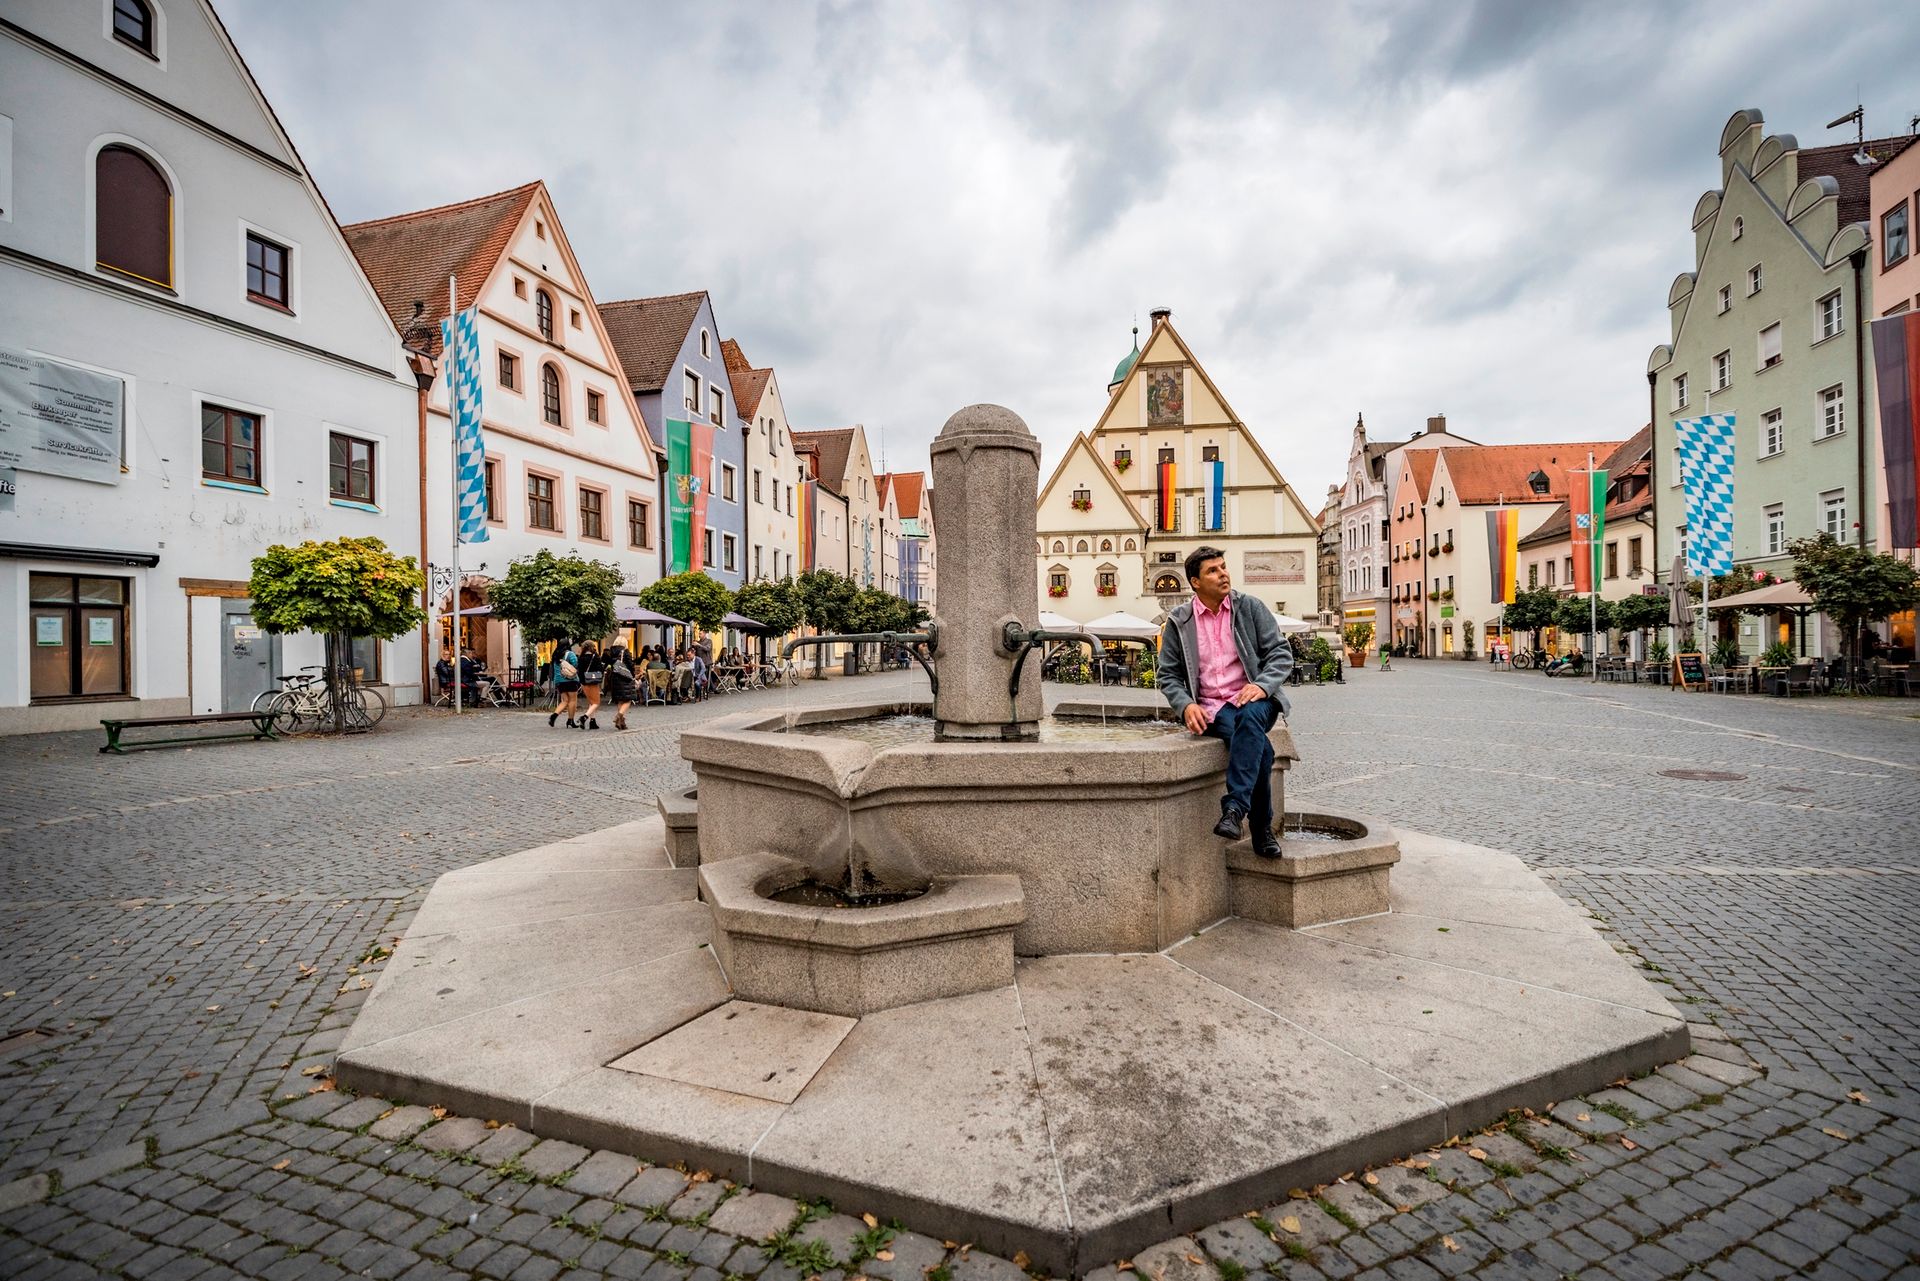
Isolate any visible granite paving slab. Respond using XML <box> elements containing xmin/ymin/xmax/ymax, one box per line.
<box><xmin>405</xmin><ymin>865</ymin><xmax>698</xmax><ymax>937</ymax></box>
<box><xmin>481</xmin><ymin>819</ymin><xmax>674</xmax><ymax>873</ymax></box>
<box><xmin>1170</xmin><ymin>919</ymin><xmax>1689</xmax><ymax>1123</ymax></box>
<box><xmin>1382</xmin><ymin>833</ymin><xmax>1596</xmax><ymax>934</ymax></box>
<box><xmin>608</xmin><ymin>1001</ymin><xmax>856</xmax><ymax>1104</ymax></box>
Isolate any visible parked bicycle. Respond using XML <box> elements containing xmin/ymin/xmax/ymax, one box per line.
<box><xmin>251</xmin><ymin>667</ymin><xmax>388</xmax><ymax>734</ymax></box>
<box><xmin>1509</xmin><ymin>648</ymin><xmax>1550</xmax><ymax>671</ymax></box>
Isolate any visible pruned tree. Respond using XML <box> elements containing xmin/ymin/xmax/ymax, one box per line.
<box><xmin>639</xmin><ymin>570</ymin><xmax>732</xmax><ymax>633</ymax></box>
<box><xmin>1787</xmin><ymin>533</ymin><xmax>1920</xmax><ymax>667</ymax></box>
<box><xmin>488</xmin><ymin>550</ymin><xmax>623</xmax><ymax>646</ymax></box>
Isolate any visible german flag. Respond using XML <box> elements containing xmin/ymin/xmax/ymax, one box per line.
<box><xmin>1157</xmin><ymin>460</ymin><xmax>1177</xmax><ymax>531</ymax></box>
<box><xmin>1485</xmin><ymin>508</ymin><xmax>1518</xmax><ymax>604</ymax></box>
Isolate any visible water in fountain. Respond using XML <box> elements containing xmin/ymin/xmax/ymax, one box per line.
<box><xmin>784</xmin><ymin>713</ymin><xmax>1182</xmax><ymax>748</ymax></box>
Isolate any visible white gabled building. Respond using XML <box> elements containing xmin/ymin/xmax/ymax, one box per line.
<box><xmin>723</xmin><ymin>339</ymin><xmax>803</xmax><ymax>585</ymax></box>
<box><xmin>0</xmin><ymin>0</ymin><xmax>423</xmax><ymax>732</ymax></box>
<box><xmin>344</xmin><ymin>181</ymin><xmax>662</xmax><ymax>670</ymax></box>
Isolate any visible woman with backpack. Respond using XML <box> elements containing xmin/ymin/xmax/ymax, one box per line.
<box><xmin>602</xmin><ymin>645</ymin><xmax>637</xmax><ymax>730</ymax></box>
<box><xmin>576</xmin><ymin>641</ymin><xmax>605</xmax><ymax>729</ymax></box>
<box><xmin>549</xmin><ymin>638</ymin><xmax>580</xmax><ymax>728</ymax></box>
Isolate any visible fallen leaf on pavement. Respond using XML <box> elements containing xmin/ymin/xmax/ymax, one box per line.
<box><xmin>1822</xmin><ymin>1127</ymin><xmax>1850</xmax><ymax>1140</ymax></box>
<box><xmin>272</xmin><ymin>1159</ymin><xmax>291</xmax><ymax>1171</ymax></box>
<box><xmin>690</xmin><ymin>1170</ymin><xmax>712</xmax><ymax>1183</ymax></box>
<box><xmin>1619</xmin><ymin>1137</ymin><xmax>1637</xmax><ymax>1150</ymax></box>
<box><xmin>1279</xmin><ymin>1216</ymin><xmax>1301</xmax><ymax>1235</ymax></box>
<box><xmin>1442</xmin><ymin>1236</ymin><xmax>1459</xmax><ymax>1252</ymax></box>
<box><xmin>875</xmin><ymin>1251</ymin><xmax>894</xmax><ymax>1262</ymax></box>
<box><xmin>429</xmin><ymin>1106</ymin><xmax>448</xmax><ymax>1119</ymax></box>
<box><xmin>1183</xmin><ymin>1254</ymin><xmax>1204</xmax><ymax>1266</ymax></box>
<box><xmin>300</xmin><ymin>1064</ymin><xmax>329</xmax><ymax>1077</ymax></box>
<box><xmin>1012</xmin><ymin>1252</ymin><xmax>1030</xmax><ymax>1270</ymax></box>
<box><xmin>1576</xmin><ymin>1113</ymin><xmax>1591</xmax><ymax>1123</ymax></box>
<box><xmin>1363</xmin><ymin>1172</ymin><xmax>1378</xmax><ymax>1185</ymax></box>
<box><xmin>308</xmin><ymin>1078</ymin><xmax>335</xmax><ymax>1094</ymax></box>
<box><xmin>1467</xmin><ymin>1148</ymin><xmax>1487</xmax><ymax>1161</ymax></box>
<box><xmin>863</xmin><ymin>1213</ymin><xmax>879</xmax><ymax>1229</ymax></box>
<box><xmin>1847</xmin><ymin>1090</ymin><xmax>1869</xmax><ymax>1103</ymax></box>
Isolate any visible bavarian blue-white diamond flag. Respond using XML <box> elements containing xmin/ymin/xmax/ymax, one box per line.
<box><xmin>1675</xmin><ymin>414</ymin><xmax>1734</xmax><ymax>576</ymax></box>
<box><xmin>441</xmin><ymin>307</ymin><xmax>488</xmax><ymax>544</ymax></box>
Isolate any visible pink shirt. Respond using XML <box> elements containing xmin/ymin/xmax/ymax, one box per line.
<box><xmin>1193</xmin><ymin>594</ymin><xmax>1249</xmax><ymax>723</ymax></box>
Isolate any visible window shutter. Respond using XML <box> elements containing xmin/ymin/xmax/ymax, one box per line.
<box><xmin>1758</xmin><ymin>323</ymin><xmax>1782</xmax><ymax>366</ymax></box>
<box><xmin>96</xmin><ymin>146</ymin><xmax>170</xmax><ymax>286</ymax></box>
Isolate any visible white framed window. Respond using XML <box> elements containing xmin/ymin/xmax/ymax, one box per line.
<box><xmin>1820</xmin><ymin>385</ymin><xmax>1845</xmax><ymax>438</ymax></box>
<box><xmin>1672</xmin><ymin>372</ymin><xmax>1689</xmax><ymax>409</ymax></box>
<box><xmin>700</xmin><ymin>329</ymin><xmax>711</xmax><ymax>359</ymax></box>
<box><xmin>683</xmin><ymin>369</ymin><xmax>700</xmax><ymax>413</ymax></box>
<box><xmin>1747</xmin><ymin>264</ymin><xmax>1763</xmax><ymax>296</ymax></box>
<box><xmin>1765</xmin><ymin>504</ymin><xmax>1785</xmax><ymax>556</ymax></box>
<box><xmin>1762</xmin><ymin>408</ymin><xmax>1784</xmax><ymax>457</ymax></box>
<box><xmin>721</xmin><ymin>462</ymin><xmax>737</xmax><ymax>502</ymax></box>
<box><xmin>1822</xmin><ymin>490</ymin><xmax>1847</xmax><ymax>537</ymax></box>
<box><xmin>1758</xmin><ymin>322</ymin><xmax>1782</xmax><ymax>369</ymax></box>
<box><xmin>1717</xmin><ymin>285</ymin><xmax>1731</xmax><ymax>314</ymax></box>
<box><xmin>1818</xmin><ymin>291</ymin><xmax>1843</xmax><ymax>340</ymax></box>
<box><xmin>1713</xmin><ymin>350</ymin><xmax>1730</xmax><ymax>391</ymax></box>
<box><xmin>752</xmin><ymin>468</ymin><xmax>762</xmax><ymax>503</ymax></box>
<box><xmin>1677</xmin><ymin>526</ymin><xmax>1690</xmax><ymax>566</ymax></box>
<box><xmin>721</xmin><ymin>532</ymin><xmax>737</xmax><ymax>572</ymax></box>
<box><xmin>710</xmin><ymin>387</ymin><xmax>724</xmax><ymax>426</ymax></box>
<box><xmin>1732</xmin><ymin>216</ymin><xmax>1744</xmax><ymax>240</ymax></box>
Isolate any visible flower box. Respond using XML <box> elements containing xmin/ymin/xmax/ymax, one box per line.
<box><xmin>1048</xmin><ymin>585</ymin><xmax>1069</xmax><ymax>598</ymax></box>
<box><xmin>1096</xmin><ymin>586</ymin><xmax>1117</xmax><ymax>597</ymax></box>
<box><xmin>1113</xmin><ymin>458</ymin><xmax>1132</xmax><ymax>473</ymax></box>
<box><xmin>1070</xmin><ymin>497</ymin><xmax>1093</xmax><ymax>512</ymax></box>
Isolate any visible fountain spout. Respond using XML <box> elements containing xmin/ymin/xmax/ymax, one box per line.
<box><xmin>781</xmin><ymin>630</ymin><xmax>939</xmax><ymax>695</ymax></box>
<box><xmin>1001</xmin><ymin>625</ymin><xmax>1099</xmax><ymax>700</ymax></box>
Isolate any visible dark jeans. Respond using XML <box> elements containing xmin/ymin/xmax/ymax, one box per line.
<box><xmin>1205</xmin><ymin>697</ymin><xmax>1281</xmax><ymax>834</ymax></box>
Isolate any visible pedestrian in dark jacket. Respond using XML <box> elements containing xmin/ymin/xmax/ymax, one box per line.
<box><xmin>603</xmin><ymin>646</ymin><xmax>637</xmax><ymax>730</ymax></box>
<box><xmin>576</xmin><ymin>642</ymin><xmax>605</xmax><ymax>729</ymax></box>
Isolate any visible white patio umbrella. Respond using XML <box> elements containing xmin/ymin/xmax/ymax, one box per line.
<box><xmin>1085</xmin><ymin>610</ymin><xmax>1161</xmax><ymax>641</ymax></box>
<box><xmin>1270</xmin><ymin>613</ymin><xmax>1314</xmax><ymax>633</ymax></box>
<box><xmin>1037</xmin><ymin>611</ymin><xmax>1084</xmax><ymax>631</ymax></box>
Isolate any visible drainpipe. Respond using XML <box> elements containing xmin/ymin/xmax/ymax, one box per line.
<box><xmin>1850</xmin><ymin>248</ymin><xmax>1869</xmax><ymax>551</ymax></box>
<box><xmin>1648</xmin><ymin>369</ymin><xmax>1663</xmax><ymax>654</ymax></box>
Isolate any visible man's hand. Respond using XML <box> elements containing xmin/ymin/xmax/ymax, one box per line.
<box><xmin>1232</xmin><ymin>683</ymin><xmax>1266</xmax><ymax>707</ymax></box>
<box><xmin>1183</xmin><ymin>703</ymin><xmax>1209</xmax><ymax>735</ymax></box>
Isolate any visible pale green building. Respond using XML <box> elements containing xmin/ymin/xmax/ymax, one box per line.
<box><xmin>1648</xmin><ymin>108</ymin><xmax>1900</xmax><ymax>653</ymax></box>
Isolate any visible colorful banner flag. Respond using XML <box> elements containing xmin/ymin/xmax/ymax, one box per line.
<box><xmin>1205</xmin><ymin>459</ymin><xmax>1224</xmax><ymax>531</ymax></box>
<box><xmin>797</xmin><ymin>478</ymin><xmax>816</xmax><ymax>572</ymax></box>
<box><xmin>1485</xmin><ymin>508</ymin><xmax>1519</xmax><ymax>604</ymax></box>
<box><xmin>440</xmin><ymin>308</ymin><xmax>487</xmax><ymax>544</ymax></box>
<box><xmin>1871</xmin><ymin>312</ymin><xmax>1920</xmax><ymax>549</ymax></box>
<box><xmin>1157</xmin><ymin>460</ymin><xmax>1177</xmax><ymax>531</ymax></box>
<box><xmin>1569</xmin><ymin>467</ymin><xmax>1608</xmax><ymax>593</ymax></box>
<box><xmin>689</xmin><ymin>420</ymin><xmax>714</xmax><ymax>572</ymax></box>
<box><xmin>1675</xmin><ymin>414</ymin><xmax>1736</xmax><ymax>576</ymax></box>
<box><xmin>667</xmin><ymin>418</ymin><xmax>697</xmax><ymax>573</ymax></box>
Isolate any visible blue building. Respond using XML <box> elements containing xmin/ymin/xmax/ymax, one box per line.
<box><xmin>600</xmin><ymin>291</ymin><xmax>748</xmax><ymax>590</ymax></box>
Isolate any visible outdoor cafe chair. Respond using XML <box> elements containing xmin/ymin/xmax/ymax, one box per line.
<box><xmin>643</xmin><ymin>671</ymin><xmax>671</xmax><ymax>706</ymax></box>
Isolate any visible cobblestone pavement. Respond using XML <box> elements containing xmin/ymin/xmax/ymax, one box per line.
<box><xmin>1</xmin><ymin>663</ymin><xmax>1917</xmax><ymax>1280</ymax></box>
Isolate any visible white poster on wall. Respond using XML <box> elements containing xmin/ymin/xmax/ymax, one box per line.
<box><xmin>0</xmin><ymin>345</ymin><xmax>124</xmax><ymax>484</ymax></box>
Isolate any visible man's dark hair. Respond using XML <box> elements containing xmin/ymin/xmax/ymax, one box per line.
<box><xmin>1184</xmin><ymin>545</ymin><xmax>1227</xmax><ymax>583</ymax></box>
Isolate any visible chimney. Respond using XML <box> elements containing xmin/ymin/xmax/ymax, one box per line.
<box><xmin>1425</xmin><ymin>414</ymin><xmax>1447</xmax><ymax>435</ymax></box>
<box><xmin>1149</xmin><ymin>306</ymin><xmax>1172</xmax><ymax>325</ymax></box>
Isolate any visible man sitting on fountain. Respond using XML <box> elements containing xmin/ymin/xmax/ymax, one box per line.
<box><xmin>1157</xmin><ymin>546</ymin><xmax>1294</xmax><ymax>857</ymax></box>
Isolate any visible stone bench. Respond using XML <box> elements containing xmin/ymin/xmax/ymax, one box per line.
<box><xmin>656</xmin><ymin>789</ymin><xmax>700</xmax><ymax>868</ymax></box>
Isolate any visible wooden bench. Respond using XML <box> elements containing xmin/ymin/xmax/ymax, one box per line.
<box><xmin>100</xmin><ymin>710</ymin><xmax>278</xmax><ymax>754</ymax></box>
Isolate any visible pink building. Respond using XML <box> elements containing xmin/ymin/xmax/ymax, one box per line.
<box><xmin>1869</xmin><ymin>137</ymin><xmax>1920</xmax><ymax>652</ymax></box>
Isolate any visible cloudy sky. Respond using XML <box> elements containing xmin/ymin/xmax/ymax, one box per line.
<box><xmin>222</xmin><ymin>0</ymin><xmax>1920</xmax><ymax>500</ymax></box>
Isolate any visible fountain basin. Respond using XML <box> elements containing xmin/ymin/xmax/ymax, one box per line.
<box><xmin>700</xmin><ymin>852</ymin><xmax>1027</xmax><ymax>1016</ymax></box>
<box><xmin>656</xmin><ymin>788</ymin><xmax>699</xmax><ymax>868</ymax></box>
<box><xmin>1224</xmin><ymin>810</ymin><xmax>1400</xmax><ymax>927</ymax></box>
<box><xmin>682</xmin><ymin>700</ymin><xmax>1298</xmax><ymax>954</ymax></box>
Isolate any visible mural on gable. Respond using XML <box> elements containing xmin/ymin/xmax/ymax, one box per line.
<box><xmin>1242</xmin><ymin>549</ymin><xmax>1307</xmax><ymax>584</ymax></box>
<box><xmin>1146</xmin><ymin>369</ymin><xmax>1184</xmax><ymax>425</ymax></box>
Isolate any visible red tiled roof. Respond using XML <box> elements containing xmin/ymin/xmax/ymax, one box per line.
<box><xmin>1403</xmin><ymin>450</ymin><xmax>1439</xmax><ymax>501</ymax></box>
<box><xmin>791</xmin><ymin>429</ymin><xmax>854</xmax><ymax>486</ymax></box>
<box><xmin>342</xmin><ymin>182</ymin><xmax>542</xmax><ymax>357</ymax></box>
<box><xmin>1795</xmin><ymin>136</ymin><xmax>1919</xmax><ymax>229</ymax></box>
<box><xmin>1438</xmin><ymin>441</ymin><xmax>1624</xmax><ymax>508</ymax></box>
<box><xmin>887</xmin><ymin>471</ymin><xmax>927</xmax><ymax>519</ymax></box>
<box><xmin>598</xmin><ymin>292</ymin><xmax>706</xmax><ymax>392</ymax></box>
<box><xmin>717</xmin><ymin>339</ymin><xmax>772</xmax><ymax>419</ymax></box>
<box><xmin>1517</xmin><ymin>427</ymin><xmax>1654</xmax><ymax>547</ymax></box>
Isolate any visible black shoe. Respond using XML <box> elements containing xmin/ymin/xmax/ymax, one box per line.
<box><xmin>548</xmin><ymin>712</ymin><xmax>558</xmax><ymax>727</ymax></box>
<box><xmin>1253</xmin><ymin>830</ymin><xmax>1282</xmax><ymax>858</ymax></box>
<box><xmin>565</xmin><ymin>717</ymin><xmax>576</xmax><ymax>728</ymax></box>
<box><xmin>588</xmin><ymin>718</ymin><xmax>599</xmax><ymax>730</ymax></box>
<box><xmin>1213</xmin><ymin>803</ymin><xmax>1246</xmax><ymax>840</ymax></box>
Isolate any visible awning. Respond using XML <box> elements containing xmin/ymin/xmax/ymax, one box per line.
<box><xmin>1085</xmin><ymin>610</ymin><xmax>1160</xmax><ymax>640</ymax></box>
<box><xmin>0</xmin><ymin>540</ymin><xmax>158</xmax><ymax>567</ymax></box>
<box><xmin>615</xmin><ymin>605</ymin><xmax>684</xmax><ymax>625</ymax></box>
<box><xmin>454</xmin><ymin>605</ymin><xmax>492</xmax><ymax>617</ymax></box>
<box><xmin>722</xmin><ymin>611</ymin><xmax>774</xmax><ymax>632</ymax></box>
<box><xmin>1710</xmin><ymin>580</ymin><xmax>1814</xmax><ymax>610</ymax></box>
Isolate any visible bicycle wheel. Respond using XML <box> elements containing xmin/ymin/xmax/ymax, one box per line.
<box><xmin>262</xmin><ymin>690</ymin><xmax>302</xmax><ymax>736</ymax></box>
<box><xmin>355</xmin><ymin>686</ymin><xmax>388</xmax><ymax>727</ymax></box>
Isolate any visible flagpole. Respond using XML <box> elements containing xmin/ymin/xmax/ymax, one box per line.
<box><xmin>448</xmin><ymin>274</ymin><xmax>461</xmax><ymax>716</ymax></box>
<box><xmin>1588</xmin><ymin>451</ymin><xmax>1598</xmax><ymax>682</ymax></box>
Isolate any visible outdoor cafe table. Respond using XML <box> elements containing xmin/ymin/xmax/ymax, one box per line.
<box><xmin>1755</xmin><ymin>665</ymin><xmax>1790</xmax><ymax>695</ymax></box>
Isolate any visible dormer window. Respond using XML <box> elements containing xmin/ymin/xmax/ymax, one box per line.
<box><xmin>1732</xmin><ymin>216</ymin><xmax>1744</xmax><ymax>240</ymax></box>
<box><xmin>1527</xmin><ymin>469</ymin><xmax>1550</xmax><ymax>495</ymax></box>
<box><xmin>700</xmin><ymin>329</ymin><xmax>711</xmax><ymax>359</ymax></box>
<box><xmin>535</xmin><ymin>289</ymin><xmax>553</xmax><ymax>342</ymax></box>
<box><xmin>113</xmin><ymin>0</ymin><xmax>154</xmax><ymax>56</ymax></box>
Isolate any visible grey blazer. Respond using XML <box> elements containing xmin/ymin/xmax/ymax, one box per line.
<box><xmin>1158</xmin><ymin>591</ymin><xmax>1293</xmax><ymax>718</ymax></box>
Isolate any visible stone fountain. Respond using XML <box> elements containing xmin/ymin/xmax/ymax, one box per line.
<box><xmin>335</xmin><ymin>403</ymin><xmax>1690</xmax><ymax>1277</ymax></box>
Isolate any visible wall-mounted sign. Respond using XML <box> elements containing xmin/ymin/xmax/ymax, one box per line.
<box><xmin>1243</xmin><ymin>549</ymin><xmax>1307</xmax><ymax>585</ymax></box>
<box><xmin>0</xmin><ymin>346</ymin><xmax>124</xmax><ymax>485</ymax></box>
<box><xmin>0</xmin><ymin>466</ymin><xmax>14</xmax><ymax>512</ymax></box>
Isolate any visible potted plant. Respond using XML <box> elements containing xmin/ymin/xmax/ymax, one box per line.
<box><xmin>1096</xmin><ymin>584</ymin><xmax>1117</xmax><ymax>597</ymax></box>
<box><xmin>1461</xmin><ymin>619</ymin><xmax>1476</xmax><ymax>658</ymax></box>
<box><xmin>1070</xmin><ymin>495</ymin><xmax>1093</xmax><ymax>512</ymax></box>
<box><xmin>1113</xmin><ymin>457</ymin><xmax>1132</xmax><ymax>474</ymax></box>
<box><xmin>1442</xmin><ymin>540</ymin><xmax>1454</xmax><ymax>553</ymax></box>
<box><xmin>1440</xmin><ymin>588</ymin><xmax>1454</xmax><ymax>601</ymax></box>
<box><xmin>1760</xmin><ymin>640</ymin><xmax>1794</xmax><ymax>667</ymax></box>
<box><xmin>1342</xmin><ymin>621</ymin><xmax>1373</xmax><ymax>667</ymax></box>
<box><xmin>1710</xmin><ymin>636</ymin><xmax>1742</xmax><ymax>668</ymax></box>
<box><xmin>1428</xmin><ymin>589</ymin><xmax>1440</xmax><ymax>601</ymax></box>
<box><xmin>1048</xmin><ymin>584</ymin><xmax>1069</xmax><ymax>598</ymax></box>
<box><xmin>1412</xmin><ymin>547</ymin><xmax>1422</xmax><ymax>559</ymax></box>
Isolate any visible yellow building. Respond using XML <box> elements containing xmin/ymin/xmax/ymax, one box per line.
<box><xmin>1036</xmin><ymin>309</ymin><xmax>1320</xmax><ymax>625</ymax></box>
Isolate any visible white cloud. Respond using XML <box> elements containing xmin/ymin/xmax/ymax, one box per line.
<box><xmin>220</xmin><ymin>0</ymin><xmax>1920</xmax><ymax>494</ymax></box>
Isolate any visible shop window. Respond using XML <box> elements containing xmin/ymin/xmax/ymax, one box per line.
<box><xmin>29</xmin><ymin>573</ymin><xmax>128</xmax><ymax>700</ymax></box>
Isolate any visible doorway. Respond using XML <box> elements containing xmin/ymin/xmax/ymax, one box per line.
<box><xmin>221</xmin><ymin>600</ymin><xmax>277</xmax><ymax>712</ymax></box>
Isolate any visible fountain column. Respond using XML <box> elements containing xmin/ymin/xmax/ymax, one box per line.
<box><xmin>928</xmin><ymin>404</ymin><xmax>1043</xmax><ymax>740</ymax></box>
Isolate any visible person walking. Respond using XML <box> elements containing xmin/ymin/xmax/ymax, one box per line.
<box><xmin>549</xmin><ymin>638</ymin><xmax>581</xmax><ymax>727</ymax></box>
<box><xmin>576</xmin><ymin>641</ymin><xmax>605</xmax><ymax>728</ymax></box>
<box><xmin>1156</xmin><ymin>546</ymin><xmax>1294</xmax><ymax>857</ymax></box>
<box><xmin>602</xmin><ymin>645</ymin><xmax>637</xmax><ymax>730</ymax></box>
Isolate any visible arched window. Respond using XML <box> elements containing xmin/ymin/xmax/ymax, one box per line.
<box><xmin>535</xmin><ymin>289</ymin><xmax>553</xmax><ymax>341</ymax></box>
<box><xmin>700</xmin><ymin>329</ymin><xmax>712</xmax><ymax>358</ymax></box>
<box><xmin>1123</xmin><ymin>538</ymin><xmax>1137</xmax><ymax>551</ymax></box>
<box><xmin>1051</xmin><ymin>539</ymin><xmax>1065</xmax><ymax>553</ymax></box>
<box><xmin>540</xmin><ymin>364</ymin><xmax>562</xmax><ymax>425</ymax></box>
<box><xmin>1075</xmin><ymin>539</ymin><xmax>1089</xmax><ymax>553</ymax></box>
<box><xmin>96</xmin><ymin>144</ymin><xmax>172</xmax><ymax>287</ymax></box>
<box><xmin>113</xmin><ymin>0</ymin><xmax>154</xmax><ymax>55</ymax></box>
<box><xmin>1100</xmin><ymin>538</ymin><xmax>1113</xmax><ymax>552</ymax></box>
